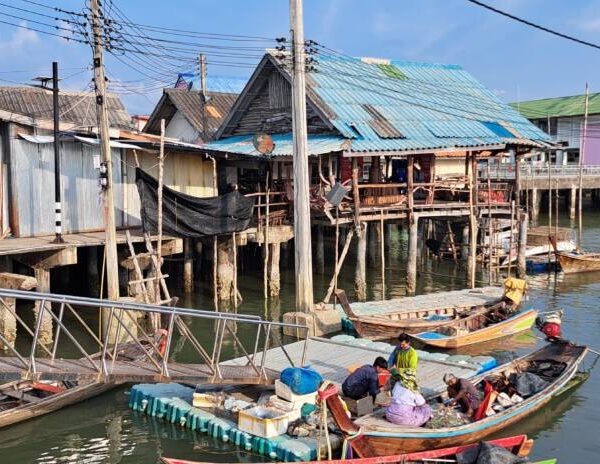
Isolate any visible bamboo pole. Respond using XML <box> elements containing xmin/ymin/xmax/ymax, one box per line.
<box><xmin>323</xmin><ymin>228</ymin><xmax>355</xmax><ymax>304</ymax></box>
<box><xmin>578</xmin><ymin>83</ymin><xmax>589</xmax><ymax>248</ymax></box>
<box><xmin>548</xmin><ymin>148</ymin><xmax>552</xmax><ymax>264</ymax></box>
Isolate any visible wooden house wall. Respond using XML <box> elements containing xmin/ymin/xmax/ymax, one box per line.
<box><xmin>123</xmin><ymin>150</ymin><xmax>216</xmax><ymax>227</ymax></box>
<box><xmin>165</xmin><ymin>111</ymin><xmax>200</xmax><ymax>143</ymax></box>
<box><xmin>434</xmin><ymin>158</ymin><xmax>467</xmax><ymax>177</ymax></box>
<box><xmin>231</xmin><ymin>68</ymin><xmax>332</xmax><ymax>136</ymax></box>
<box><xmin>8</xmin><ymin>135</ymin><xmax>125</xmax><ymax>237</ymax></box>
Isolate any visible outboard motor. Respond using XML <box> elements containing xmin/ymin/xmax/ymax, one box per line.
<box><xmin>536</xmin><ymin>310</ymin><xmax>564</xmax><ymax>341</ymax></box>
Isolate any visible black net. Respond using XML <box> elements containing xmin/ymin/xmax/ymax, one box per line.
<box><xmin>136</xmin><ymin>168</ymin><xmax>254</xmax><ymax>237</ymax></box>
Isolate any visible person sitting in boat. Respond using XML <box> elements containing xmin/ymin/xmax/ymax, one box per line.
<box><xmin>341</xmin><ymin>357</ymin><xmax>388</xmax><ymax>400</ymax></box>
<box><xmin>443</xmin><ymin>373</ymin><xmax>481</xmax><ymax>419</ymax></box>
<box><xmin>385</xmin><ymin>370</ymin><xmax>432</xmax><ymax>426</ymax></box>
<box><xmin>388</xmin><ymin>333</ymin><xmax>419</xmax><ymax>386</ymax></box>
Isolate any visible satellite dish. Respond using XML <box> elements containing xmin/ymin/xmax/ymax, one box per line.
<box><xmin>253</xmin><ymin>133</ymin><xmax>275</xmax><ymax>155</ymax></box>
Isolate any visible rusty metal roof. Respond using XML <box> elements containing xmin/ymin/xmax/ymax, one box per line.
<box><xmin>0</xmin><ymin>86</ymin><xmax>131</xmax><ymax>129</ymax></box>
<box><xmin>144</xmin><ymin>88</ymin><xmax>237</xmax><ymax>140</ymax></box>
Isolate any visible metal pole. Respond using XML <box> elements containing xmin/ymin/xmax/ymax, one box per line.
<box><xmin>290</xmin><ymin>0</ymin><xmax>314</xmax><ymax>312</ymax></box>
<box><xmin>90</xmin><ymin>0</ymin><xmax>119</xmax><ymax>310</ymax></box>
<box><xmin>51</xmin><ymin>61</ymin><xmax>64</xmax><ymax>244</ymax></box>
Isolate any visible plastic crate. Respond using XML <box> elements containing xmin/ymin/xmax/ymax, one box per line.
<box><xmin>238</xmin><ymin>406</ymin><xmax>290</xmax><ymax>438</ymax></box>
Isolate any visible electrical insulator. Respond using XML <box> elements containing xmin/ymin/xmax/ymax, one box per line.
<box><xmin>99</xmin><ymin>161</ymin><xmax>109</xmax><ymax>190</ymax></box>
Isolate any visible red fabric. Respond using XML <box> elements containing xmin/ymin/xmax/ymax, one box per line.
<box><xmin>542</xmin><ymin>322</ymin><xmax>562</xmax><ymax>338</ymax></box>
<box><xmin>318</xmin><ymin>383</ymin><xmax>339</xmax><ymax>401</ymax></box>
<box><xmin>378</xmin><ymin>371</ymin><xmax>391</xmax><ymax>387</ymax></box>
<box><xmin>474</xmin><ymin>381</ymin><xmax>495</xmax><ymax>421</ymax></box>
<box><xmin>32</xmin><ymin>382</ymin><xmax>64</xmax><ymax>394</ymax></box>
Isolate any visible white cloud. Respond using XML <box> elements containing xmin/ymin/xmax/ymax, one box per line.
<box><xmin>0</xmin><ymin>21</ymin><xmax>39</xmax><ymax>52</ymax></box>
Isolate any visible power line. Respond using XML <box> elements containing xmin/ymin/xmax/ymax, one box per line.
<box><xmin>465</xmin><ymin>0</ymin><xmax>600</xmax><ymax>51</ymax></box>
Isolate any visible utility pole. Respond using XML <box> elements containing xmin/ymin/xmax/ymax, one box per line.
<box><xmin>290</xmin><ymin>0</ymin><xmax>313</xmax><ymax>312</ymax></box>
<box><xmin>578</xmin><ymin>83</ymin><xmax>589</xmax><ymax>248</ymax></box>
<box><xmin>51</xmin><ymin>61</ymin><xmax>65</xmax><ymax>244</ymax></box>
<box><xmin>199</xmin><ymin>54</ymin><xmax>208</xmax><ymax>142</ymax></box>
<box><xmin>90</xmin><ymin>0</ymin><xmax>120</xmax><ymax>310</ymax></box>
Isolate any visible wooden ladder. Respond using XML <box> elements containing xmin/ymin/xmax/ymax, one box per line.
<box><xmin>125</xmin><ymin>231</ymin><xmax>176</xmax><ymax>330</ymax></box>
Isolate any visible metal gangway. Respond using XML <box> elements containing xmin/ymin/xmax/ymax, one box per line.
<box><xmin>0</xmin><ymin>289</ymin><xmax>309</xmax><ymax>385</ymax></box>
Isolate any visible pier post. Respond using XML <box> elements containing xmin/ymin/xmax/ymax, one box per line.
<box><xmin>217</xmin><ymin>237</ymin><xmax>234</xmax><ymax>302</ymax></box>
<box><xmin>461</xmin><ymin>223</ymin><xmax>469</xmax><ymax>262</ymax></box>
<box><xmin>354</xmin><ymin>222</ymin><xmax>367</xmax><ymax>301</ymax></box>
<box><xmin>467</xmin><ymin>219</ymin><xmax>478</xmax><ymax>288</ymax></box>
<box><xmin>517</xmin><ymin>212</ymin><xmax>528</xmax><ymax>278</ymax></box>
<box><xmin>315</xmin><ymin>225</ymin><xmax>325</xmax><ymax>274</ymax></box>
<box><xmin>194</xmin><ymin>240</ymin><xmax>203</xmax><ymax>285</ymax></box>
<box><xmin>570</xmin><ymin>188</ymin><xmax>577</xmax><ymax>221</ymax></box>
<box><xmin>33</xmin><ymin>268</ymin><xmax>54</xmax><ymax>346</ymax></box>
<box><xmin>406</xmin><ymin>216</ymin><xmax>419</xmax><ymax>295</ymax></box>
<box><xmin>531</xmin><ymin>188</ymin><xmax>540</xmax><ymax>225</ymax></box>
<box><xmin>267</xmin><ymin>242</ymin><xmax>281</xmax><ymax>297</ymax></box>
<box><xmin>183</xmin><ymin>238</ymin><xmax>194</xmax><ymax>293</ymax></box>
<box><xmin>368</xmin><ymin>222</ymin><xmax>378</xmax><ymax>267</ymax></box>
<box><xmin>0</xmin><ymin>273</ymin><xmax>37</xmax><ymax>351</ymax></box>
<box><xmin>87</xmin><ymin>247</ymin><xmax>100</xmax><ymax>297</ymax></box>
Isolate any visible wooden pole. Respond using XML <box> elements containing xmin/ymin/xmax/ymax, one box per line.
<box><xmin>91</xmin><ymin>0</ymin><xmax>118</xmax><ymax>300</ymax></box>
<box><xmin>468</xmin><ymin>153</ymin><xmax>477</xmax><ymax>288</ymax></box>
<box><xmin>380</xmin><ymin>211</ymin><xmax>385</xmax><ymax>300</ymax></box>
<box><xmin>290</xmin><ymin>0</ymin><xmax>314</xmax><ymax>312</ymax></box>
<box><xmin>507</xmin><ymin>200</ymin><xmax>515</xmax><ymax>278</ymax></box>
<box><xmin>487</xmin><ymin>160</ymin><xmax>492</xmax><ymax>284</ymax></box>
<box><xmin>406</xmin><ymin>215</ymin><xmax>418</xmax><ymax>295</ymax></box>
<box><xmin>233</xmin><ymin>232</ymin><xmax>238</xmax><ymax>307</ymax></box>
<box><xmin>323</xmin><ymin>228</ymin><xmax>354</xmax><ymax>304</ymax></box>
<box><xmin>354</xmin><ymin>222</ymin><xmax>367</xmax><ymax>301</ymax></box>
<box><xmin>548</xmin><ymin>149</ymin><xmax>552</xmax><ymax>263</ymax></box>
<box><xmin>264</xmin><ymin>175</ymin><xmax>270</xmax><ymax>300</ymax></box>
<box><xmin>334</xmin><ymin>208</ymin><xmax>339</xmax><ymax>300</ymax></box>
<box><xmin>578</xmin><ymin>83</ymin><xmax>589</xmax><ymax>248</ymax></box>
<box><xmin>90</xmin><ymin>0</ymin><xmax>119</xmax><ymax>337</ymax></box>
<box><xmin>155</xmin><ymin>119</ymin><xmax>165</xmax><ymax>304</ymax></box>
<box><xmin>210</xmin><ymin>156</ymin><xmax>218</xmax><ymax>311</ymax></box>
<box><xmin>517</xmin><ymin>212</ymin><xmax>528</xmax><ymax>278</ymax></box>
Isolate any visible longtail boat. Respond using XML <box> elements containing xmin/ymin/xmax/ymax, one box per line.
<box><xmin>0</xmin><ymin>380</ymin><xmax>114</xmax><ymax>428</ymax></box>
<box><xmin>410</xmin><ymin>308</ymin><xmax>538</xmax><ymax>349</ymax></box>
<box><xmin>326</xmin><ymin>342</ymin><xmax>589</xmax><ymax>456</ymax></box>
<box><xmin>161</xmin><ymin>434</ymin><xmax>537</xmax><ymax>464</ymax></box>
<box><xmin>335</xmin><ymin>289</ymin><xmax>506</xmax><ymax>340</ymax></box>
<box><xmin>549</xmin><ymin>235</ymin><xmax>600</xmax><ymax>274</ymax></box>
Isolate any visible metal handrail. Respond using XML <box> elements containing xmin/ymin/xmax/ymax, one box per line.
<box><xmin>0</xmin><ymin>289</ymin><xmax>309</xmax><ymax>384</ymax></box>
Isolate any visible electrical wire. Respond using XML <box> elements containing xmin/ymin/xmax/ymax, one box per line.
<box><xmin>466</xmin><ymin>0</ymin><xmax>600</xmax><ymax>51</ymax></box>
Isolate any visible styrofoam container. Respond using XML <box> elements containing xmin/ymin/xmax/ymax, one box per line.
<box><xmin>275</xmin><ymin>379</ymin><xmax>317</xmax><ymax>406</ymax></box>
<box><xmin>192</xmin><ymin>392</ymin><xmax>219</xmax><ymax>408</ymax></box>
<box><xmin>238</xmin><ymin>406</ymin><xmax>290</xmax><ymax>438</ymax></box>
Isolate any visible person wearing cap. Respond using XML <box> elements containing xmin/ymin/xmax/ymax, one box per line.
<box><xmin>443</xmin><ymin>373</ymin><xmax>481</xmax><ymax>418</ymax></box>
<box><xmin>342</xmin><ymin>357</ymin><xmax>389</xmax><ymax>400</ymax></box>
<box><xmin>385</xmin><ymin>370</ymin><xmax>432</xmax><ymax>426</ymax></box>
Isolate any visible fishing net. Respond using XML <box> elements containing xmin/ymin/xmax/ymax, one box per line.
<box><xmin>456</xmin><ymin>442</ymin><xmax>528</xmax><ymax>464</ymax></box>
<box><xmin>510</xmin><ymin>372</ymin><xmax>548</xmax><ymax>397</ymax></box>
<box><xmin>424</xmin><ymin>402</ymin><xmax>471</xmax><ymax>429</ymax></box>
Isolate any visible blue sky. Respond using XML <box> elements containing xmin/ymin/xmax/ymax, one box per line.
<box><xmin>0</xmin><ymin>0</ymin><xmax>598</xmax><ymax>115</ymax></box>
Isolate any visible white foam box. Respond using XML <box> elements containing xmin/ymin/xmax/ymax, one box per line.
<box><xmin>274</xmin><ymin>379</ymin><xmax>317</xmax><ymax>406</ymax></box>
<box><xmin>238</xmin><ymin>406</ymin><xmax>291</xmax><ymax>438</ymax></box>
<box><xmin>268</xmin><ymin>395</ymin><xmax>302</xmax><ymax>421</ymax></box>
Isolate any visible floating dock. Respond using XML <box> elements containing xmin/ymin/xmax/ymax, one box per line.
<box><xmin>128</xmin><ymin>337</ymin><xmax>496</xmax><ymax>461</ymax></box>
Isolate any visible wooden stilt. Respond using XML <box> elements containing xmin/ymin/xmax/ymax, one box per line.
<box><xmin>354</xmin><ymin>222</ymin><xmax>367</xmax><ymax>302</ymax></box>
<box><xmin>406</xmin><ymin>215</ymin><xmax>418</xmax><ymax>295</ymax></box>
<box><xmin>380</xmin><ymin>212</ymin><xmax>385</xmax><ymax>300</ymax></box>
<box><xmin>323</xmin><ymin>228</ymin><xmax>354</xmax><ymax>304</ymax></box>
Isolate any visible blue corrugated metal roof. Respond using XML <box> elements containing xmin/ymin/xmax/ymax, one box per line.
<box><xmin>305</xmin><ymin>55</ymin><xmax>550</xmax><ymax>152</ymax></box>
<box><xmin>204</xmin><ymin>133</ymin><xmax>348</xmax><ymax>157</ymax></box>
<box><xmin>210</xmin><ymin>53</ymin><xmax>550</xmax><ymax>156</ymax></box>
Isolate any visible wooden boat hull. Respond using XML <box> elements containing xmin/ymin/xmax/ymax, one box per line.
<box><xmin>350</xmin><ymin>313</ymin><xmax>470</xmax><ymax>339</ymax></box>
<box><xmin>349</xmin><ymin>343</ymin><xmax>588</xmax><ymax>455</ymax></box>
<box><xmin>411</xmin><ymin>309</ymin><xmax>538</xmax><ymax>349</ymax></box>
<box><xmin>558</xmin><ymin>252</ymin><xmax>600</xmax><ymax>274</ymax></box>
<box><xmin>0</xmin><ymin>381</ymin><xmax>115</xmax><ymax>429</ymax></box>
<box><xmin>160</xmin><ymin>434</ymin><xmax>533</xmax><ymax>464</ymax></box>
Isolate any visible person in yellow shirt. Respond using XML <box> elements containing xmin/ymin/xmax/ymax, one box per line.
<box><xmin>388</xmin><ymin>333</ymin><xmax>419</xmax><ymax>390</ymax></box>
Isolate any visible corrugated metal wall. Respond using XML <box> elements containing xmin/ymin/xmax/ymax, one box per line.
<box><xmin>557</xmin><ymin>115</ymin><xmax>600</xmax><ymax>148</ymax></box>
<box><xmin>10</xmin><ymin>137</ymin><xmax>124</xmax><ymax>237</ymax></box>
<box><xmin>123</xmin><ymin>150</ymin><xmax>216</xmax><ymax>227</ymax></box>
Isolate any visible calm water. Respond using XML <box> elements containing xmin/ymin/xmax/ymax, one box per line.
<box><xmin>3</xmin><ymin>207</ymin><xmax>600</xmax><ymax>463</ymax></box>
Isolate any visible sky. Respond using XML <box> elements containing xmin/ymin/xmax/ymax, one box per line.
<box><xmin>0</xmin><ymin>0</ymin><xmax>598</xmax><ymax>115</ymax></box>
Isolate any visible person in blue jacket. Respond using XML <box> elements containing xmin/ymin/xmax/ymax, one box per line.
<box><xmin>341</xmin><ymin>357</ymin><xmax>388</xmax><ymax>400</ymax></box>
